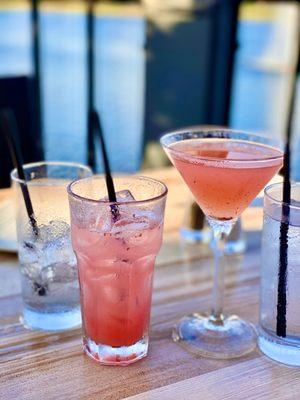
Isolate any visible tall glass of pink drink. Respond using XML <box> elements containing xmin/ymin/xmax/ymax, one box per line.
<box><xmin>68</xmin><ymin>176</ymin><xmax>167</xmax><ymax>365</ymax></box>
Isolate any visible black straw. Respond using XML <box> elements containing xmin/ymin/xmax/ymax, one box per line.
<box><xmin>276</xmin><ymin>142</ymin><xmax>291</xmax><ymax>337</ymax></box>
<box><xmin>0</xmin><ymin>109</ymin><xmax>39</xmax><ymax>236</ymax></box>
<box><xmin>92</xmin><ymin>110</ymin><xmax>119</xmax><ymax>220</ymax></box>
<box><xmin>276</xmin><ymin>17</ymin><xmax>300</xmax><ymax>337</ymax></box>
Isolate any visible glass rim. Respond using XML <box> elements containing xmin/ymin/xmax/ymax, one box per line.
<box><xmin>264</xmin><ymin>182</ymin><xmax>300</xmax><ymax>211</ymax></box>
<box><xmin>11</xmin><ymin>161</ymin><xmax>92</xmax><ymax>185</ymax></box>
<box><xmin>160</xmin><ymin>126</ymin><xmax>284</xmax><ymax>163</ymax></box>
<box><xmin>67</xmin><ymin>175</ymin><xmax>168</xmax><ymax>206</ymax></box>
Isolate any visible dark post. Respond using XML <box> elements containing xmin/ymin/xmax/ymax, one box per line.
<box><xmin>223</xmin><ymin>0</ymin><xmax>240</xmax><ymax>125</ymax></box>
<box><xmin>143</xmin><ymin>0</ymin><xmax>241</xmax><ymax>148</ymax></box>
<box><xmin>206</xmin><ymin>0</ymin><xmax>240</xmax><ymax>125</ymax></box>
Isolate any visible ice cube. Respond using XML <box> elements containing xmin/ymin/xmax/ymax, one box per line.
<box><xmin>110</xmin><ymin>210</ymin><xmax>155</xmax><ymax>244</ymax></box>
<box><xmin>40</xmin><ymin>225</ymin><xmax>72</xmax><ymax>265</ymax></box>
<box><xmin>42</xmin><ymin>238</ymin><xmax>75</xmax><ymax>269</ymax></box>
<box><xmin>20</xmin><ymin>241</ymin><xmax>39</xmax><ymax>264</ymax></box>
<box><xmin>39</xmin><ymin>220</ymin><xmax>70</xmax><ymax>243</ymax></box>
<box><xmin>41</xmin><ymin>261</ymin><xmax>77</xmax><ymax>283</ymax></box>
<box><xmin>21</xmin><ymin>262</ymin><xmax>41</xmax><ymax>281</ymax></box>
<box><xmin>21</xmin><ymin>220</ymin><xmax>74</xmax><ymax>268</ymax></box>
<box><xmin>94</xmin><ymin>190</ymin><xmax>135</xmax><ymax>230</ymax></box>
<box><xmin>112</xmin><ymin>218</ymin><xmax>148</xmax><ymax>235</ymax></box>
<box><xmin>115</xmin><ymin>190</ymin><xmax>135</xmax><ymax>202</ymax></box>
<box><xmin>101</xmin><ymin>190</ymin><xmax>135</xmax><ymax>203</ymax></box>
<box><xmin>102</xmin><ymin>285</ymin><xmax>123</xmax><ymax>304</ymax></box>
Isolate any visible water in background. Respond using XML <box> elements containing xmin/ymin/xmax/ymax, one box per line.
<box><xmin>0</xmin><ymin>9</ymin><xmax>299</xmax><ymax>176</ymax></box>
<box><xmin>0</xmin><ymin>10</ymin><xmax>145</xmax><ymax>172</ymax></box>
<box><xmin>231</xmin><ymin>17</ymin><xmax>300</xmax><ymax>179</ymax></box>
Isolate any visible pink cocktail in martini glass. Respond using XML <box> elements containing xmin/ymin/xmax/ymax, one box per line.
<box><xmin>161</xmin><ymin>128</ymin><xmax>283</xmax><ymax>359</ymax></box>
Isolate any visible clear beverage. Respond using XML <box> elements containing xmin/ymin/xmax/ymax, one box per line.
<box><xmin>19</xmin><ymin>218</ymin><xmax>79</xmax><ymax>330</ymax></box>
<box><xmin>68</xmin><ymin>177</ymin><xmax>167</xmax><ymax>365</ymax></box>
<box><xmin>259</xmin><ymin>182</ymin><xmax>300</xmax><ymax>366</ymax></box>
<box><xmin>11</xmin><ymin>162</ymin><xmax>92</xmax><ymax>331</ymax></box>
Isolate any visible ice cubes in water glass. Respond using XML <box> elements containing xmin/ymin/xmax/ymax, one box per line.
<box><xmin>20</xmin><ymin>220</ymin><xmax>76</xmax><ymax>285</ymax></box>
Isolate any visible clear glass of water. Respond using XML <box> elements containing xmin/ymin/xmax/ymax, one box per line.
<box><xmin>259</xmin><ymin>182</ymin><xmax>300</xmax><ymax>366</ymax></box>
<box><xmin>11</xmin><ymin>161</ymin><xmax>92</xmax><ymax>331</ymax></box>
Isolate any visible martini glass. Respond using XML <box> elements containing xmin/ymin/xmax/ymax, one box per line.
<box><xmin>161</xmin><ymin>127</ymin><xmax>283</xmax><ymax>359</ymax></box>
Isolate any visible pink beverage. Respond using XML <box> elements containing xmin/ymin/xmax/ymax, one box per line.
<box><xmin>72</xmin><ymin>213</ymin><xmax>162</xmax><ymax>348</ymax></box>
<box><xmin>167</xmin><ymin>139</ymin><xmax>283</xmax><ymax>220</ymax></box>
<box><xmin>161</xmin><ymin>128</ymin><xmax>283</xmax><ymax>360</ymax></box>
<box><xmin>68</xmin><ymin>177</ymin><xmax>167</xmax><ymax>365</ymax></box>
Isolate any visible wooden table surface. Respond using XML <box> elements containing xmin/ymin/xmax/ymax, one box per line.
<box><xmin>0</xmin><ymin>168</ymin><xmax>299</xmax><ymax>400</ymax></box>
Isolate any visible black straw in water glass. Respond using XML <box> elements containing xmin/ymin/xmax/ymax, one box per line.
<box><xmin>91</xmin><ymin>109</ymin><xmax>119</xmax><ymax>220</ymax></box>
<box><xmin>0</xmin><ymin>109</ymin><xmax>39</xmax><ymax>236</ymax></box>
<box><xmin>276</xmin><ymin>16</ymin><xmax>300</xmax><ymax>336</ymax></box>
<box><xmin>276</xmin><ymin>142</ymin><xmax>291</xmax><ymax>337</ymax></box>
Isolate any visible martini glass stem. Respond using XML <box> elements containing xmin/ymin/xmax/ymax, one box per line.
<box><xmin>211</xmin><ymin>231</ymin><xmax>226</xmax><ymax>323</ymax></box>
<box><xmin>208</xmin><ymin>219</ymin><xmax>234</xmax><ymax>324</ymax></box>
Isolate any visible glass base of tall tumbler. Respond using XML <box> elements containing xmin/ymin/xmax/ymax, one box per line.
<box><xmin>172</xmin><ymin>313</ymin><xmax>257</xmax><ymax>359</ymax></box>
<box><xmin>83</xmin><ymin>335</ymin><xmax>148</xmax><ymax>366</ymax></box>
<box><xmin>22</xmin><ymin>306</ymin><xmax>82</xmax><ymax>332</ymax></box>
<box><xmin>258</xmin><ymin>329</ymin><xmax>300</xmax><ymax>367</ymax></box>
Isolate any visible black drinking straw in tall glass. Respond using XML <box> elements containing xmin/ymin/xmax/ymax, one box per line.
<box><xmin>91</xmin><ymin>110</ymin><xmax>119</xmax><ymax>220</ymax></box>
<box><xmin>276</xmin><ymin>10</ymin><xmax>300</xmax><ymax>338</ymax></box>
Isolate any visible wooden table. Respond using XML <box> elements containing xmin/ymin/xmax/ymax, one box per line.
<box><xmin>0</xmin><ymin>168</ymin><xmax>299</xmax><ymax>400</ymax></box>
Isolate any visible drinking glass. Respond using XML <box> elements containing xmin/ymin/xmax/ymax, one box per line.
<box><xmin>11</xmin><ymin>161</ymin><xmax>92</xmax><ymax>331</ymax></box>
<box><xmin>161</xmin><ymin>127</ymin><xmax>283</xmax><ymax>358</ymax></box>
<box><xmin>259</xmin><ymin>182</ymin><xmax>300</xmax><ymax>366</ymax></box>
<box><xmin>68</xmin><ymin>176</ymin><xmax>167</xmax><ymax>365</ymax></box>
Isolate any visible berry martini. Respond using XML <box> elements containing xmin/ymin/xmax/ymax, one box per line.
<box><xmin>161</xmin><ymin>128</ymin><xmax>283</xmax><ymax>359</ymax></box>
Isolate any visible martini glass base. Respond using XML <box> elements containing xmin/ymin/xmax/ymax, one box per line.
<box><xmin>172</xmin><ymin>313</ymin><xmax>257</xmax><ymax>359</ymax></box>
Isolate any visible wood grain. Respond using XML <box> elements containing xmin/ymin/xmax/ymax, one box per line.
<box><xmin>124</xmin><ymin>357</ymin><xmax>300</xmax><ymax>400</ymax></box>
<box><xmin>0</xmin><ymin>168</ymin><xmax>297</xmax><ymax>400</ymax></box>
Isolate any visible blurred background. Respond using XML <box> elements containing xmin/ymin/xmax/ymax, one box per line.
<box><xmin>0</xmin><ymin>0</ymin><xmax>299</xmax><ymax>187</ymax></box>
